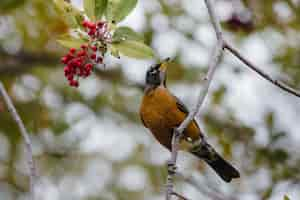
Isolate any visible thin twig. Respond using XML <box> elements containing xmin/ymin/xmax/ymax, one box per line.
<box><xmin>171</xmin><ymin>191</ymin><xmax>191</xmax><ymax>200</ymax></box>
<box><xmin>0</xmin><ymin>81</ymin><xmax>37</xmax><ymax>198</ymax></box>
<box><xmin>204</xmin><ymin>0</ymin><xmax>223</xmax><ymax>40</ymax></box>
<box><xmin>224</xmin><ymin>42</ymin><xmax>300</xmax><ymax>98</ymax></box>
<box><xmin>176</xmin><ymin>0</ymin><xmax>225</xmax><ymax>140</ymax></box>
<box><xmin>165</xmin><ymin>0</ymin><xmax>300</xmax><ymax>199</ymax></box>
<box><xmin>165</xmin><ymin>0</ymin><xmax>225</xmax><ymax>199</ymax></box>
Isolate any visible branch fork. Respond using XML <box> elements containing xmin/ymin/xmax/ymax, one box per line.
<box><xmin>165</xmin><ymin>0</ymin><xmax>300</xmax><ymax>199</ymax></box>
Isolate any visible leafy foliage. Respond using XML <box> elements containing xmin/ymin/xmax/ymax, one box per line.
<box><xmin>112</xmin><ymin>26</ymin><xmax>144</xmax><ymax>43</ymax></box>
<box><xmin>112</xmin><ymin>40</ymin><xmax>155</xmax><ymax>59</ymax></box>
<box><xmin>106</xmin><ymin>0</ymin><xmax>137</xmax><ymax>23</ymax></box>
<box><xmin>83</xmin><ymin>0</ymin><xmax>107</xmax><ymax>21</ymax></box>
<box><xmin>57</xmin><ymin>34</ymin><xmax>87</xmax><ymax>49</ymax></box>
<box><xmin>54</xmin><ymin>0</ymin><xmax>154</xmax><ymax>60</ymax></box>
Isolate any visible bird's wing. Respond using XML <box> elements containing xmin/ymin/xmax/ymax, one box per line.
<box><xmin>140</xmin><ymin>114</ymin><xmax>147</xmax><ymax>128</ymax></box>
<box><xmin>173</xmin><ymin>95</ymin><xmax>204</xmax><ymax>142</ymax></box>
<box><xmin>173</xmin><ymin>95</ymin><xmax>189</xmax><ymax>115</ymax></box>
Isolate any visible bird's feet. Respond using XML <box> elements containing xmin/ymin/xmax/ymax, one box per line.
<box><xmin>167</xmin><ymin>160</ymin><xmax>177</xmax><ymax>175</ymax></box>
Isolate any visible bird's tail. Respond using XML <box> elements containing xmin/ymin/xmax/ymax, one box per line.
<box><xmin>190</xmin><ymin>140</ymin><xmax>240</xmax><ymax>182</ymax></box>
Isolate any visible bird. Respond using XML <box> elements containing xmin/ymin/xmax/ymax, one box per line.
<box><xmin>139</xmin><ymin>60</ymin><xmax>240</xmax><ymax>182</ymax></box>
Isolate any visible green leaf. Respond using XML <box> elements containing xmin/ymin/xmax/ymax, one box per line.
<box><xmin>0</xmin><ymin>0</ymin><xmax>26</xmax><ymax>13</ymax></box>
<box><xmin>106</xmin><ymin>0</ymin><xmax>138</xmax><ymax>23</ymax></box>
<box><xmin>112</xmin><ymin>40</ymin><xmax>155</xmax><ymax>59</ymax></box>
<box><xmin>84</xmin><ymin>0</ymin><xmax>95</xmax><ymax>21</ymax></box>
<box><xmin>95</xmin><ymin>0</ymin><xmax>108</xmax><ymax>20</ymax></box>
<box><xmin>110</xmin><ymin>45</ymin><xmax>120</xmax><ymax>58</ymax></box>
<box><xmin>84</xmin><ymin>0</ymin><xmax>107</xmax><ymax>21</ymax></box>
<box><xmin>112</xmin><ymin>26</ymin><xmax>144</xmax><ymax>43</ymax></box>
<box><xmin>57</xmin><ymin>34</ymin><xmax>86</xmax><ymax>49</ymax></box>
<box><xmin>53</xmin><ymin>0</ymin><xmax>84</xmax><ymax>28</ymax></box>
<box><xmin>284</xmin><ymin>195</ymin><xmax>290</xmax><ymax>200</ymax></box>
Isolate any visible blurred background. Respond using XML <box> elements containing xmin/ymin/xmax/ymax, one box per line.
<box><xmin>1</xmin><ymin>0</ymin><xmax>300</xmax><ymax>199</ymax></box>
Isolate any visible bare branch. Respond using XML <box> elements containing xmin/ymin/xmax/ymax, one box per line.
<box><xmin>204</xmin><ymin>0</ymin><xmax>223</xmax><ymax>40</ymax></box>
<box><xmin>0</xmin><ymin>47</ymin><xmax>58</xmax><ymax>75</ymax></box>
<box><xmin>224</xmin><ymin>42</ymin><xmax>300</xmax><ymax>98</ymax></box>
<box><xmin>165</xmin><ymin>0</ymin><xmax>225</xmax><ymax>199</ymax></box>
<box><xmin>0</xmin><ymin>81</ymin><xmax>37</xmax><ymax>198</ymax></box>
<box><xmin>171</xmin><ymin>191</ymin><xmax>191</xmax><ymax>200</ymax></box>
<box><xmin>177</xmin><ymin>0</ymin><xmax>225</xmax><ymax>139</ymax></box>
<box><xmin>165</xmin><ymin>0</ymin><xmax>300</xmax><ymax>199</ymax></box>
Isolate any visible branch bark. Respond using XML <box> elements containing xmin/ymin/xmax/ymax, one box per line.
<box><xmin>165</xmin><ymin>0</ymin><xmax>300</xmax><ymax>199</ymax></box>
<box><xmin>0</xmin><ymin>81</ymin><xmax>37</xmax><ymax>199</ymax></box>
<box><xmin>171</xmin><ymin>192</ymin><xmax>191</xmax><ymax>200</ymax></box>
<box><xmin>165</xmin><ymin>0</ymin><xmax>225</xmax><ymax>199</ymax></box>
<box><xmin>224</xmin><ymin>42</ymin><xmax>300</xmax><ymax>97</ymax></box>
<box><xmin>0</xmin><ymin>47</ymin><xmax>59</xmax><ymax>75</ymax></box>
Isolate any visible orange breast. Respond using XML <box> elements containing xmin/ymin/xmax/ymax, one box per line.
<box><xmin>140</xmin><ymin>86</ymin><xmax>200</xmax><ymax>150</ymax></box>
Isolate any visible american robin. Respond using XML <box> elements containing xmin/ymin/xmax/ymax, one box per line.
<box><xmin>140</xmin><ymin>60</ymin><xmax>240</xmax><ymax>182</ymax></box>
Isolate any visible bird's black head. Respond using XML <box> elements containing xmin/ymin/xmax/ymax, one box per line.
<box><xmin>145</xmin><ymin>58</ymin><xmax>170</xmax><ymax>89</ymax></box>
<box><xmin>146</xmin><ymin>63</ymin><xmax>161</xmax><ymax>86</ymax></box>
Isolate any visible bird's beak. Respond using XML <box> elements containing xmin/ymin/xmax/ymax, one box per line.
<box><xmin>159</xmin><ymin>63</ymin><xmax>168</xmax><ymax>72</ymax></box>
<box><xmin>159</xmin><ymin>59</ymin><xmax>170</xmax><ymax>86</ymax></box>
<box><xmin>159</xmin><ymin>57</ymin><xmax>170</xmax><ymax>72</ymax></box>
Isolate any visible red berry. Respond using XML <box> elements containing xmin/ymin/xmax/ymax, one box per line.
<box><xmin>61</xmin><ymin>56</ymin><xmax>68</xmax><ymax>64</ymax></box>
<box><xmin>96</xmin><ymin>57</ymin><xmax>103</xmax><ymax>63</ymax></box>
<box><xmin>91</xmin><ymin>45</ymin><xmax>97</xmax><ymax>52</ymax></box>
<box><xmin>82</xmin><ymin>20</ymin><xmax>89</xmax><ymax>28</ymax></box>
<box><xmin>71</xmin><ymin>80</ymin><xmax>79</xmax><ymax>87</ymax></box>
<box><xmin>88</xmin><ymin>29</ymin><xmax>96</xmax><ymax>36</ymax></box>
<box><xmin>66</xmin><ymin>53</ymin><xmax>74</xmax><ymax>60</ymax></box>
<box><xmin>85</xmin><ymin>70</ymin><xmax>91</xmax><ymax>76</ymax></box>
<box><xmin>81</xmin><ymin>44</ymin><xmax>88</xmax><ymax>49</ymax></box>
<box><xmin>91</xmin><ymin>54</ymin><xmax>96</xmax><ymax>59</ymax></box>
<box><xmin>79</xmin><ymin>69</ymin><xmax>85</xmax><ymax>76</ymax></box>
<box><xmin>67</xmin><ymin>74</ymin><xmax>74</xmax><ymax>80</ymax></box>
<box><xmin>85</xmin><ymin>63</ymin><xmax>93</xmax><ymax>70</ymax></box>
<box><xmin>69</xmin><ymin>48</ymin><xmax>76</xmax><ymax>54</ymax></box>
<box><xmin>97</xmin><ymin>21</ymin><xmax>104</xmax><ymax>28</ymax></box>
<box><xmin>64</xmin><ymin>66</ymin><xmax>70</xmax><ymax>73</ymax></box>
<box><xmin>77</xmin><ymin>50</ymin><xmax>86</xmax><ymax>57</ymax></box>
<box><xmin>68</xmin><ymin>61</ymin><xmax>74</xmax><ymax>67</ymax></box>
<box><xmin>77</xmin><ymin>61</ymin><xmax>82</xmax><ymax>67</ymax></box>
<box><xmin>87</xmin><ymin>22</ymin><xmax>96</xmax><ymax>29</ymax></box>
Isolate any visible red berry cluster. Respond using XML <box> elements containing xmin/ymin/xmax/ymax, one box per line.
<box><xmin>61</xmin><ymin>44</ymin><xmax>102</xmax><ymax>87</ymax></box>
<box><xmin>82</xmin><ymin>20</ymin><xmax>111</xmax><ymax>42</ymax></box>
<box><xmin>61</xmin><ymin>19</ymin><xmax>111</xmax><ymax>87</ymax></box>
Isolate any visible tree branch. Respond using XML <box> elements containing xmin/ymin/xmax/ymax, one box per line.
<box><xmin>204</xmin><ymin>0</ymin><xmax>223</xmax><ymax>40</ymax></box>
<box><xmin>171</xmin><ymin>192</ymin><xmax>191</xmax><ymax>200</ymax></box>
<box><xmin>0</xmin><ymin>81</ymin><xmax>37</xmax><ymax>198</ymax></box>
<box><xmin>0</xmin><ymin>47</ymin><xmax>59</xmax><ymax>75</ymax></box>
<box><xmin>224</xmin><ymin>42</ymin><xmax>300</xmax><ymax>97</ymax></box>
<box><xmin>165</xmin><ymin>0</ymin><xmax>300</xmax><ymax>199</ymax></box>
<box><xmin>165</xmin><ymin>0</ymin><xmax>225</xmax><ymax>199</ymax></box>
